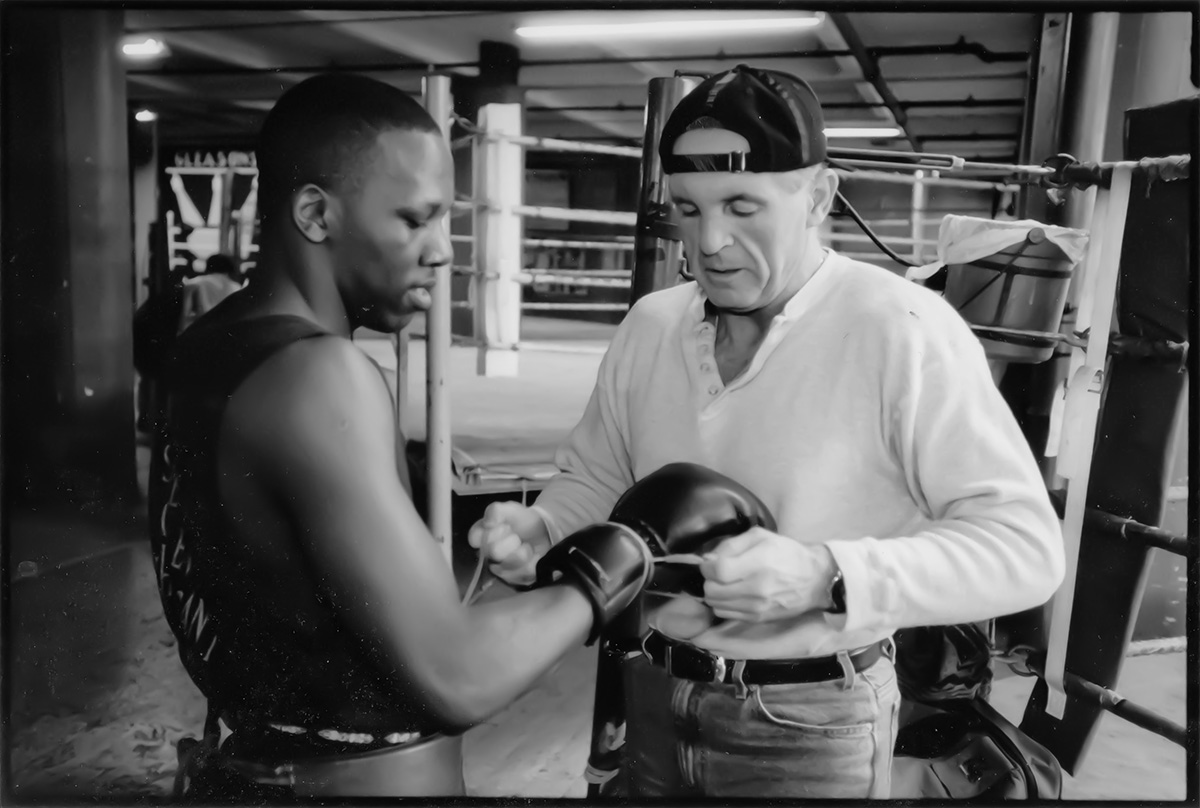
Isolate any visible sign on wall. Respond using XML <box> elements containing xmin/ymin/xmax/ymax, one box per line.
<box><xmin>160</xmin><ymin>147</ymin><xmax>259</xmax><ymax>275</ymax></box>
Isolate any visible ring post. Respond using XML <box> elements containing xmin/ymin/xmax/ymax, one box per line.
<box><xmin>1041</xmin><ymin>165</ymin><xmax>1133</xmax><ymax>719</ymax></box>
<box><xmin>474</xmin><ymin>103</ymin><xmax>523</xmax><ymax>377</ymax></box>
<box><xmin>630</xmin><ymin>75</ymin><xmax>699</xmax><ymax>304</ymax></box>
<box><xmin>423</xmin><ymin>73</ymin><xmax>455</xmax><ymax>568</ymax></box>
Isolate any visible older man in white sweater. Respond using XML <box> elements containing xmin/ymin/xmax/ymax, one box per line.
<box><xmin>470</xmin><ymin>64</ymin><xmax>1064</xmax><ymax>799</ymax></box>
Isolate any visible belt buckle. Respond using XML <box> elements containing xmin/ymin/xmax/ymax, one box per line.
<box><xmin>709</xmin><ymin>654</ymin><xmax>727</xmax><ymax>684</ymax></box>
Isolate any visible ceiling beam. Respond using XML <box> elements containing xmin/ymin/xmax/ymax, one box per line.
<box><xmin>809</xmin><ymin>17</ymin><xmax>899</xmax><ymax>145</ymax></box>
<box><xmin>828</xmin><ymin>12</ymin><xmax>920</xmax><ymax>151</ymax></box>
<box><xmin>293</xmin><ymin>9</ymin><xmax>476</xmax><ymax>73</ymax></box>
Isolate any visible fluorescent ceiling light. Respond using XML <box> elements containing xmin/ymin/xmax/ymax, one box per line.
<box><xmin>122</xmin><ymin>37</ymin><xmax>169</xmax><ymax>58</ymax></box>
<box><xmin>135</xmin><ymin>109</ymin><xmax>158</xmax><ymax>123</ymax></box>
<box><xmin>825</xmin><ymin>127</ymin><xmax>903</xmax><ymax>139</ymax></box>
<box><xmin>516</xmin><ymin>15</ymin><xmax>823</xmax><ymax>40</ymax></box>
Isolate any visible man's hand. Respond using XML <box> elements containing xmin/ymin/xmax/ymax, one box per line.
<box><xmin>699</xmin><ymin>527</ymin><xmax>838</xmax><ymax>622</ymax></box>
<box><xmin>467</xmin><ymin>501</ymin><xmax>552</xmax><ymax>586</ymax></box>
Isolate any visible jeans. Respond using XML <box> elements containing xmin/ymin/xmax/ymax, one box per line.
<box><xmin>621</xmin><ymin>643</ymin><xmax>901</xmax><ymax>798</ymax></box>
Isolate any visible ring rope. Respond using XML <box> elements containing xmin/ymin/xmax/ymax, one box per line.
<box><xmin>525</xmin><ymin>237</ymin><xmax>635</xmax><ymax>251</ymax></box>
<box><xmin>522</xmin><ymin>273</ymin><xmax>631</xmax><ymax>290</ymax></box>
<box><xmin>1126</xmin><ymin>636</ymin><xmax>1187</xmax><ymax>657</ymax></box>
<box><xmin>993</xmin><ymin>636</ymin><xmax>1186</xmax><ymax>679</ymax></box>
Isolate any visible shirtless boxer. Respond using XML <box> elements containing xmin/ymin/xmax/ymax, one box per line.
<box><xmin>148</xmin><ymin>74</ymin><xmax>665</xmax><ymax>799</ymax></box>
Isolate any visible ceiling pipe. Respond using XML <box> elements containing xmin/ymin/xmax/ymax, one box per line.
<box><xmin>128</xmin><ymin>49</ymin><xmax>829</xmax><ymax>77</ymax></box>
<box><xmin>126</xmin><ymin>61</ymin><xmax>478</xmax><ymax>76</ymax></box>
<box><xmin>900</xmin><ymin>97</ymin><xmax>1026</xmax><ymax>109</ymax></box>
<box><xmin>124</xmin><ymin>11</ymin><xmax>495</xmax><ymax>33</ymax></box>
<box><xmin>871</xmin><ymin>38</ymin><xmax>1028</xmax><ymax>62</ymax></box>
<box><xmin>828</xmin><ymin>12</ymin><xmax>920</xmax><ymax>151</ymax></box>
<box><xmin>129</xmin><ymin>55</ymin><xmax>1034</xmax><ymax>81</ymax></box>
<box><xmin>527</xmin><ymin>97</ymin><xmax>1028</xmax><ymax>113</ymax></box>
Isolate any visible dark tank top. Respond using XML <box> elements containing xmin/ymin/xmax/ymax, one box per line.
<box><xmin>148</xmin><ymin>315</ymin><xmax>429</xmax><ymax>738</ymax></box>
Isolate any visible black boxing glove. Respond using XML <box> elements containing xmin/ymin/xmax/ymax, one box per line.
<box><xmin>610</xmin><ymin>462</ymin><xmax>777</xmax><ymax>598</ymax></box>
<box><xmin>535</xmin><ymin>522</ymin><xmax>653</xmax><ymax>646</ymax></box>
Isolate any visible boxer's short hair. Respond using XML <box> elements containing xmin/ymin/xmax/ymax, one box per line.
<box><xmin>659</xmin><ymin>64</ymin><xmax>826</xmax><ymax>174</ymax></box>
<box><xmin>256</xmin><ymin>73</ymin><xmax>439</xmax><ymax>217</ymax></box>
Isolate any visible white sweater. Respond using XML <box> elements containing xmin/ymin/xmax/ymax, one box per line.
<box><xmin>534</xmin><ymin>251</ymin><xmax>1065</xmax><ymax>660</ymax></box>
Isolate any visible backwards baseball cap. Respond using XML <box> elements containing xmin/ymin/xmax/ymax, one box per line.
<box><xmin>658</xmin><ymin>64</ymin><xmax>826</xmax><ymax>174</ymax></box>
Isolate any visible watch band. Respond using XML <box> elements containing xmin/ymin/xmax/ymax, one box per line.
<box><xmin>825</xmin><ymin>568</ymin><xmax>846</xmax><ymax>614</ymax></box>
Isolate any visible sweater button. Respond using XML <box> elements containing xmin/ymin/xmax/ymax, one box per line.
<box><xmin>700</xmin><ymin>363</ymin><xmax>712</xmax><ymax>372</ymax></box>
<box><xmin>708</xmin><ymin>385</ymin><xmax>720</xmax><ymax>395</ymax></box>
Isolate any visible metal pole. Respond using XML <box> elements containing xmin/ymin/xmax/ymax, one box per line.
<box><xmin>910</xmin><ymin>170</ymin><xmax>927</xmax><ymax>264</ymax></box>
<box><xmin>422</xmin><ymin>73</ymin><xmax>455</xmax><ymax>568</ymax></box>
<box><xmin>1084</xmin><ymin>509</ymin><xmax>1191</xmax><ymax>557</ymax></box>
<box><xmin>1042</xmin><ymin>165</ymin><xmax>1133</xmax><ymax>719</ymax></box>
<box><xmin>1026</xmin><ymin>662</ymin><xmax>1190</xmax><ymax>748</ymax></box>
<box><xmin>630</xmin><ymin>75</ymin><xmax>699</xmax><ymax>304</ymax></box>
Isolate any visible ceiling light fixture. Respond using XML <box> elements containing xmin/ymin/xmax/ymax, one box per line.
<box><xmin>134</xmin><ymin>109</ymin><xmax>158</xmax><ymax>123</ymax></box>
<box><xmin>121</xmin><ymin>36</ymin><xmax>169</xmax><ymax>59</ymax></box>
<box><xmin>516</xmin><ymin>15</ymin><xmax>823</xmax><ymax>40</ymax></box>
<box><xmin>825</xmin><ymin>127</ymin><xmax>903</xmax><ymax>139</ymax></box>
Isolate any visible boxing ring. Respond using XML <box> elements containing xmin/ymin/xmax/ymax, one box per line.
<box><xmin>406</xmin><ymin>73</ymin><xmax>1193</xmax><ymax>784</ymax></box>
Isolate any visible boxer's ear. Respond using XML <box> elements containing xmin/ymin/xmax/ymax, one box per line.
<box><xmin>292</xmin><ymin>184</ymin><xmax>334</xmax><ymax>244</ymax></box>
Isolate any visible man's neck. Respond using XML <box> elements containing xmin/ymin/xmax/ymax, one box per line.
<box><xmin>712</xmin><ymin>244</ymin><xmax>829</xmax><ymax>339</ymax></box>
<box><xmin>243</xmin><ymin>239</ymin><xmax>354</xmax><ymax>338</ymax></box>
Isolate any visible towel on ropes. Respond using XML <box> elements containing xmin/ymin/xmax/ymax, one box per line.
<box><xmin>906</xmin><ymin>215</ymin><xmax>1089</xmax><ymax>282</ymax></box>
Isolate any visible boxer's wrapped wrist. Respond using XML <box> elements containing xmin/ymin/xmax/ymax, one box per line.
<box><xmin>535</xmin><ymin>522</ymin><xmax>652</xmax><ymax>645</ymax></box>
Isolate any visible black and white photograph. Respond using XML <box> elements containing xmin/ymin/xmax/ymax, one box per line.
<box><xmin>1</xmin><ymin>1</ymin><xmax>1195</xmax><ymax>802</ymax></box>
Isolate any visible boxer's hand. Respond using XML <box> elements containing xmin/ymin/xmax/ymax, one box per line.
<box><xmin>467</xmin><ymin>501</ymin><xmax>551</xmax><ymax>586</ymax></box>
<box><xmin>699</xmin><ymin>527</ymin><xmax>838</xmax><ymax>623</ymax></box>
<box><xmin>536</xmin><ymin>522</ymin><xmax>653</xmax><ymax>645</ymax></box>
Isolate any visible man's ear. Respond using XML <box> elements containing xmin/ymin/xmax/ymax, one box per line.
<box><xmin>291</xmin><ymin>184</ymin><xmax>338</xmax><ymax>244</ymax></box>
<box><xmin>808</xmin><ymin>166</ymin><xmax>840</xmax><ymax>226</ymax></box>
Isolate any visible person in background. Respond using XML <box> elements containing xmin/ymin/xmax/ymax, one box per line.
<box><xmin>470</xmin><ymin>64</ymin><xmax>1064</xmax><ymax>798</ymax></box>
<box><xmin>133</xmin><ymin>264</ymin><xmax>191</xmax><ymax>434</ymax></box>
<box><xmin>177</xmin><ymin>252</ymin><xmax>244</xmax><ymax>333</ymax></box>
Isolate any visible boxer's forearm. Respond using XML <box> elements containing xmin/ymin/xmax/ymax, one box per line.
<box><xmin>413</xmin><ymin>585</ymin><xmax>592</xmax><ymax>730</ymax></box>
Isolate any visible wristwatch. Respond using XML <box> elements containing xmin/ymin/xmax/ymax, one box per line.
<box><xmin>825</xmin><ymin>568</ymin><xmax>847</xmax><ymax>615</ymax></box>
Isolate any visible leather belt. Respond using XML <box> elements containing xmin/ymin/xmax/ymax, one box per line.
<box><xmin>640</xmin><ymin>631</ymin><xmax>887</xmax><ymax>687</ymax></box>
<box><xmin>222</xmin><ymin>732</ymin><xmax>466</xmax><ymax>797</ymax></box>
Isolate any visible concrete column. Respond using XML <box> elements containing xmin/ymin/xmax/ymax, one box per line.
<box><xmin>449</xmin><ymin>41</ymin><xmax>524</xmax><ymax>339</ymax></box>
<box><xmin>1</xmin><ymin>7</ymin><xmax>138</xmax><ymax>509</ymax></box>
<box><xmin>473</xmin><ymin>103</ymin><xmax>523</xmax><ymax>376</ymax></box>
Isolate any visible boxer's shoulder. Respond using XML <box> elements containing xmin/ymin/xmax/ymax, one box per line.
<box><xmin>225</xmin><ymin>333</ymin><xmax>394</xmax><ymax>451</ymax></box>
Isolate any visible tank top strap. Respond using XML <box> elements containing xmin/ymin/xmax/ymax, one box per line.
<box><xmin>166</xmin><ymin>314</ymin><xmax>331</xmax><ymax>397</ymax></box>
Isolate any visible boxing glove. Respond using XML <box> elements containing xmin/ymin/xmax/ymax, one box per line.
<box><xmin>535</xmin><ymin>522</ymin><xmax>653</xmax><ymax>646</ymax></box>
<box><xmin>610</xmin><ymin>462</ymin><xmax>777</xmax><ymax>598</ymax></box>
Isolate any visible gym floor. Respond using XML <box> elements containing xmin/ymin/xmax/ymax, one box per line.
<box><xmin>5</xmin><ymin>318</ymin><xmax>1188</xmax><ymax>801</ymax></box>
